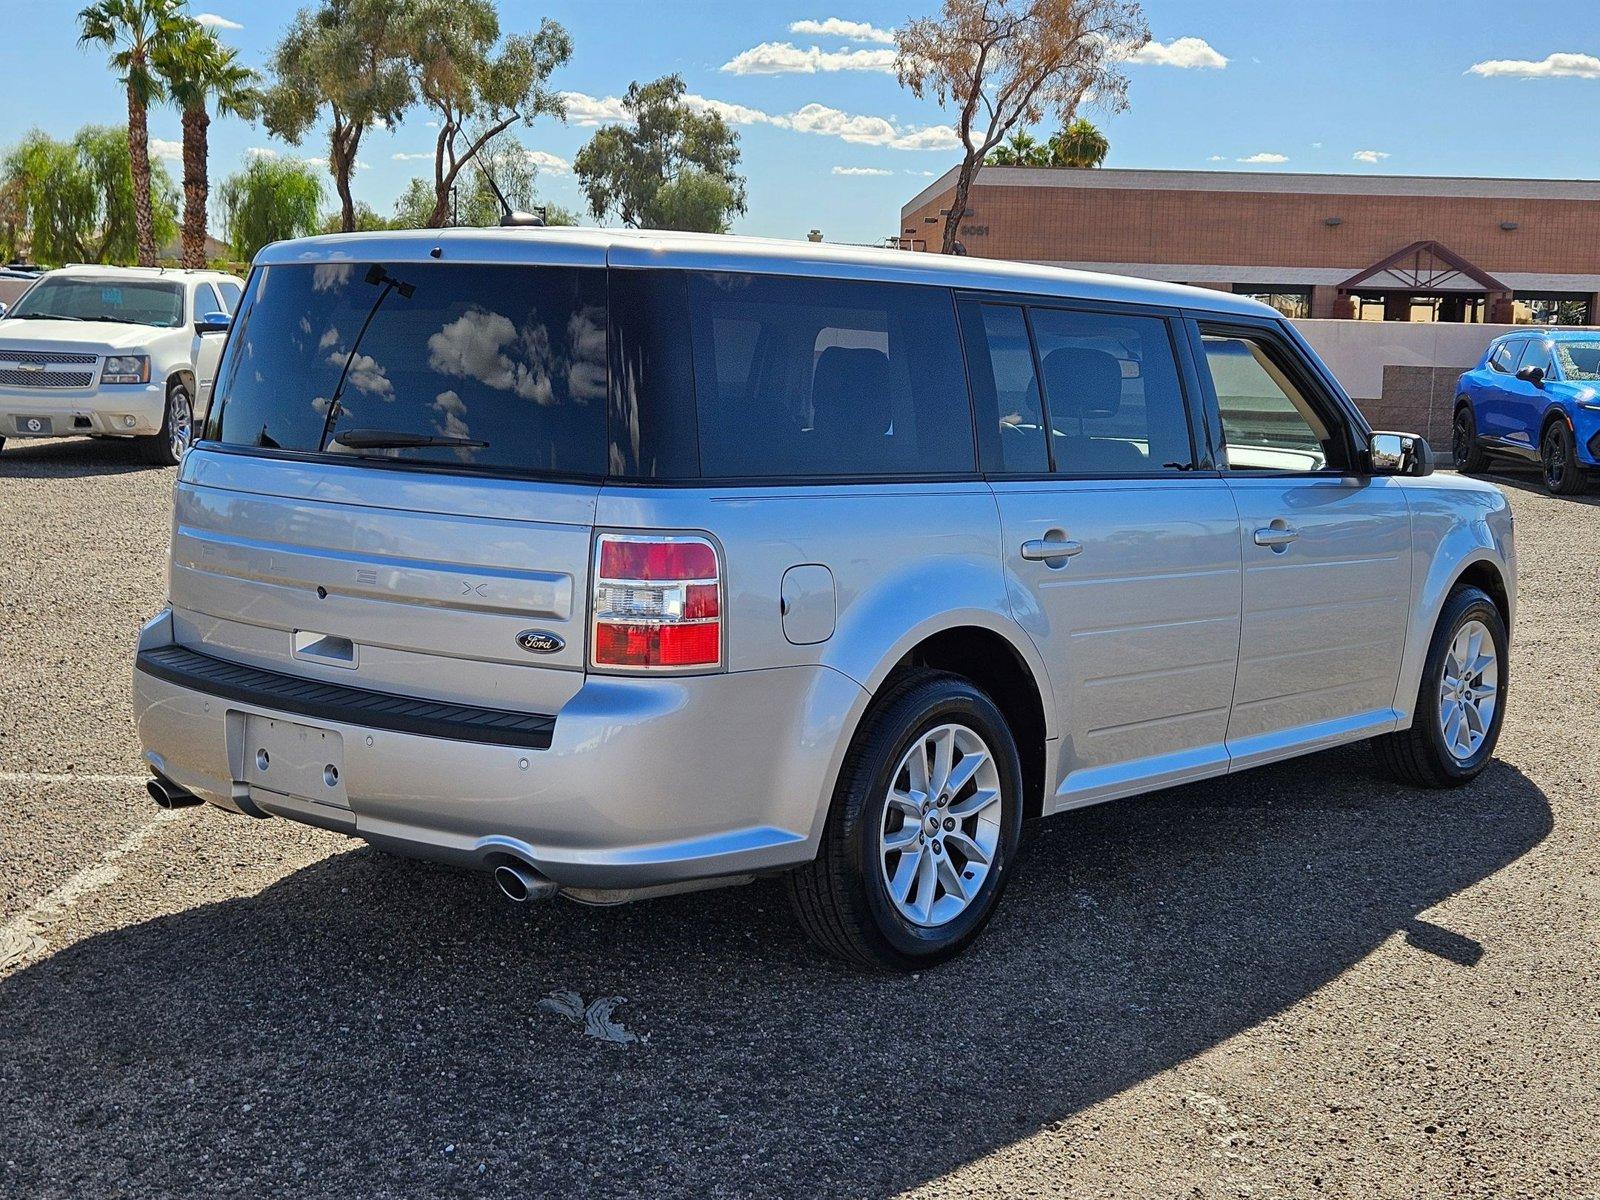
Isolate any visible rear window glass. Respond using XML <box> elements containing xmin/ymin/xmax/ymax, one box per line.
<box><xmin>209</xmin><ymin>262</ymin><xmax>608</xmax><ymax>477</ymax></box>
<box><xmin>685</xmin><ymin>272</ymin><xmax>974</xmax><ymax>478</ymax></box>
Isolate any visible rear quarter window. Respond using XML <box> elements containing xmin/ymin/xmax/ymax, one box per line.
<box><xmin>684</xmin><ymin>272</ymin><xmax>974</xmax><ymax>479</ymax></box>
<box><xmin>208</xmin><ymin>262</ymin><xmax>608</xmax><ymax>477</ymax></box>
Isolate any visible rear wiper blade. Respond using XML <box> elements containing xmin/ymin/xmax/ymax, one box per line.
<box><xmin>329</xmin><ymin>427</ymin><xmax>488</xmax><ymax>450</ymax></box>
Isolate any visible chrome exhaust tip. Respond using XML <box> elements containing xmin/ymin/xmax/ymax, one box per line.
<box><xmin>147</xmin><ymin>776</ymin><xmax>203</xmax><ymax>810</ymax></box>
<box><xmin>493</xmin><ymin>862</ymin><xmax>558</xmax><ymax>904</ymax></box>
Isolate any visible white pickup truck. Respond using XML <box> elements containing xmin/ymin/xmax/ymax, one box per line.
<box><xmin>0</xmin><ymin>264</ymin><xmax>242</xmax><ymax>464</ymax></box>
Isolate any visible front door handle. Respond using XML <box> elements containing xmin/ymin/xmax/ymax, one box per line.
<box><xmin>1253</xmin><ymin>525</ymin><xmax>1301</xmax><ymax>548</ymax></box>
<box><xmin>1021</xmin><ymin>538</ymin><xmax>1085</xmax><ymax>561</ymax></box>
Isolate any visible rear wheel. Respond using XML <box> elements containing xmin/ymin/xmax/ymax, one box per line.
<box><xmin>1541</xmin><ymin>419</ymin><xmax>1589</xmax><ymax>496</ymax></box>
<box><xmin>787</xmin><ymin>669</ymin><xmax>1024</xmax><ymax>970</ymax></box>
<box><xmin>141</xmin><ymin>382</ymin><xmax>192</xmax><ymax>466</ymax></box>
<box><xmin>1372</xmin><ymin>585</ymin><xmax>1507</xmax><ymax>788</ymax></box>
<box><xmin>1451</xmin><ymin>402</ymin><xmax>1486</xmax><ymax>473</ymax></box>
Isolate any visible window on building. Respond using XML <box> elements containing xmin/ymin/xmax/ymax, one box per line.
<box><xmin>1231</xmin><ymin>286</ymin><xmax>1311</xmax><ymax>320</ymax></box>
<box><xmin>1513</xmin><ymin>293</ymin><xmax>1591</xmax><ymax>326</ymax></box>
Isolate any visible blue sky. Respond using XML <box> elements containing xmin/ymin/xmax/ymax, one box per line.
<box><xmin>3</xmin><ymin>0</ymin><xmax>1598</xmax><ymax>244</ymax></box>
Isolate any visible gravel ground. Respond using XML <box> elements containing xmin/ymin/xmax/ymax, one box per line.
<box><xmin>1</xmin><ymin>437</ymin><xmax>1596</xmax><ymax>1199</ymax></box>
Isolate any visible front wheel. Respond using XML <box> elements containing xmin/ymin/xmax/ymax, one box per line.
<box><xmin>141</xmin><ymin>382</ymin><xmax>193</xmax><ymax>466</ymax></box>
<box><xmin>1541</xmin><ymin>420</ymin><xmax>1589</xmax><ymax>496</ymax></box>
<box><xmin>1451</xmin><ymin>402</ymin><xmax>1487</xmax><ymax>473</ymax></box>
<box><xmin>1372</xmin><ymin>585</ymin><xmax>1507</xmax><ymax>788</ymax></box>
<box><xmin>787</xmin><ymin>670</ymin><xmax>1024</xmax><ymax>970</ymax></box>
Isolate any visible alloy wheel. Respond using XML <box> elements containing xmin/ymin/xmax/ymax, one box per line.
<box><xmin>878</xmin><ymin>722</ymin><xmax>1003</xmax><ymax>928</ymax></box>
<box><xmin>168</xmin><ymin>389</ymin><xmax>192</xmax><ymax>461</ymax></box>
<box><xmin>1437</xmin><ymin>618</ymin><xmax>1498</xmax><ymax>763</ymax></box>
<box><xmin>1542</xmin><ymin>426</ymin><xmax>1566</xmax><ymax>491</ymax></box>
<box><xmin>1452</xmin><ymin>410</ymin><xmax>1473</xmax><ymax>468</ymax></box>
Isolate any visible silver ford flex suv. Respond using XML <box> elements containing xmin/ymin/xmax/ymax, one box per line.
<box><xmin>133</xmin><ymin>228</ymin><xmax>1516</xmax><ymax>969</ymax></box>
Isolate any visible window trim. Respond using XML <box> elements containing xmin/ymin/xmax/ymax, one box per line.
<box><xmin>1185</xmin><ymin>313</ymin><xmax>1369</xmax><ymax>478</ymax></box>
<box><xmin>955</xmin><ymin>290</ymin><xmax>1212</xmax><ymax>482</ymax></box>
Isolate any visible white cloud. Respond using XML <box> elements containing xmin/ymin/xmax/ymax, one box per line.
<box><xmin>904</xmin><ymin>169</ymin><xmax>936</xmax><ymax>176</ymax></box>
<box><xmin>1126</xmin><ymin>36</ymin><xmax>1227</xmax><ymax>69</ymax></box>
<box><xmin>560</xmin><ymin>90</ymin><xmax>956</xmax><ymax>151</ymax></box>
<box><xmin>721</xmin><ymin>41</ymin><xmax>896</xmax><ymax>75</ymax></box>
<box><xmin>151</xmin><ymin>138</ymin><xmax>182</xmax><ymax>161</ymax></box>
<box><xmin>1237</xmin><ymin>152</ymin><xmax>1288</xmax><ymax>164</ymax></box>
<box><xmin>1207</xmin><ymin>154</ymin><xmax>1226</xmax><ymax>161</ymax></box>
<box><xmin>249</xmin><ymin>147</ymin><xmax>363</xmax><ymax>170</ymax></box>
<box><xmin>559</xmin><ymin>91</ymin><xmax>630</xmax><ymax>126</ymax></box>
<box><xmin>194</xmin><ymin>12</ymin><xmax>242</xmax><ymax>30</ymax></box>
<box><xmin>1467</xmin><ymin>51</ymin><xmax>1600</xmax><ymax>79</ymax></box>
<box><xmin>525</xmin><ymin>149</ymin><xmax>570</xmax><ymax>175</ymax></box>
<box><xmin>1352</xmin><ymin>149</ymin><xmax>1390</xmax><ymax>164</ymax></box>
<box><xmin>392</xmin><ymin>151</ymin><xmax>432</xmax><ymax>161</ymax></box>
<box><xmin>833</xmin><ymin>166</ymin><xmax>893</xmax><ymax>176</ymax></box>
<box><xmin>787</xmin><ymin>102</ymin><xmax>959</xmax><ymax>150</ymax></box>
<box><xmin>789</xmin><ymin>17</ymin><xmax>894</xmax><ymax>44</ymax></box>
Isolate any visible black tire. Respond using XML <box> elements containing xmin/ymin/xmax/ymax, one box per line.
<box><xmin>141</xmin><ymin>381</ymin><xmax>193</xmax><ymax>466</ymax></box>
<box><xmin>787</xmin><ymin>669</ymin><xmax>1025</xmax><ymax>971</ymax></box>
<box><xmin>1451</xmin><ymin>402</ymin><xmax>1487</xmax><ymax>473</ymax></box>
<box><xmin>1372</xmin><ymin>585</ymin><xmax>1507</xmax><ymax>788</ymax></box>
<box><xmin>1541</xmin><ymin>419</ymin><xmax>1589</xmax><ymax>496</ymax></box>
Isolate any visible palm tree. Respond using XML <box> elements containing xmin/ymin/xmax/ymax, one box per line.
<box><xmin>157</xmin><ymin>22</ymin><xmax>259</xmax><ymax>268</ymax></box>
<box><xmin>79</xmin><ymin>0</ymin><xmax>186</xmax><ymax>267</ymax></box>
<box><xmin>1046</xmin><ymin>118</ymin><xmax>1110</xmax><ymax>169</ymax></box>
<box><xmin>988</xmin><ymin>128</ymin><xmax>1044</xmax><ymax>167</ymax></box>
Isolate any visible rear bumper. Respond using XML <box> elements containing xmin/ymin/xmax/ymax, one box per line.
<box><xmin>132</xmin><ymin>611</ymin><xmax>867</xmax><ymax>890</ymax></box>
<box><xmin>1</xmin><ymin>383</ymin><xmax>164</xmax><ymax>438</ymax></box>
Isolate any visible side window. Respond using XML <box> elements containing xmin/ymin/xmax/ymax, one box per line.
<box><xmin>1200</xmin><ymin>332</ymin><xmax>1347</xmax><ymax>473</ymax></box>
<box><xmin>217</xmin><ymin>281</ymin><xmax>242</xmax><ymax>313</ymax></box>
<box><xmin>1488</xmin><ymin>340</ymin><xmax>1522</xmax><ymax>374</ymax></box>
<box><xmin>1519</xmin><ymin>339</ymin><xmax>1554</xmax><ymax>377</ymax></box>
<box><xmin>1030</xmin><ymin>307</ymin><xmax>1194</xmax><ymax>474</ymax></box>
<box><xmin>194</xmin><ymin>283</ymin><xmax>222</xmax><ymax>320</ymax></box>
<box><xmin>961</xmin><ymin>303</ymin><xmax>1049</xmax><ymax>473</ymax></box>
<box><xmin>686</xmin><ymin>273</ymin><xmax>974</xmax><ymax>478</ymax></box>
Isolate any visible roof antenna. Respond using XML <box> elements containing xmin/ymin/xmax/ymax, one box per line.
<box><xmin>475</xmin><ymin>155</ymin><xmax>545</xmax><ymax>228</ymax></box>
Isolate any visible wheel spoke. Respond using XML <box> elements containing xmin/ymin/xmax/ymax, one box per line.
<box><xmin>906</xmin><ymin>745</ymin><xmax>929</xmax><ymax>795</ymax></box>
<box><xmin>888</xmin><ymin>787</ymin><xmax>925</xmax><ymax>817</ymax></box>
<box><xmin>888</xmin><ymin>845</ymin><xmax>923</xmax><ymax>907</ymax></box>
<box><xmin>943</xmin><ymin>749</ymin><xmax>988</xmax><ymax>800</ymax></box>
<box><xmin>934</xmin><ymin>853</ymin><xmax>968</xmax><ymax>905</ymax></box>
<box><xmin>928</xmin><ymin>727</ymin><xmax>955</xmax><ymax>797</ymax></box>
<box><xmin>913</xmin><ymin>850</ymin><xmax>939</xmax><ymax>923</ymax></box>
<box><xmin>947</xmin><ymin>786</ymin><xmax>999</xmax><ymax>819</ymax></box>
<box><xmin>944</xmin><ymin>829</ymin><xmax>991</xmax><ymax>867</ymax></box>
<box><xmin>882</xmin><ymin>822</ymin><xmax>920</xmax><ymax>852</ymax></box>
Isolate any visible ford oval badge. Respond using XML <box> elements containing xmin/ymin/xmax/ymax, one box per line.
<box><xmin>516</xmin><ymin>629</ymin><xmax>565</xmax><ymax>655</ymax></box>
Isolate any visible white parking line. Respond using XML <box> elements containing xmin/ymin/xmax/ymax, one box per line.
<box><xmin>0</xmin><ymin>810</ymin><xmax>180</xmax><ymax>974</ymax></box>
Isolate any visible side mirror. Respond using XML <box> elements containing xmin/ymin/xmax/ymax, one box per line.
<box><xmin>1514</xmin><ymin>364</ymin><xmax>1545</xmax><ymax>387</ymax></box>
<box><xmin>1369</xmin><ymin>431</ymin><xmax>1435</xmax><ymax>478</ymax></box>
<box><xmin>195</xmin><ymin>311</ymin><xmax>231</xmax><ymax>335</ymax></box>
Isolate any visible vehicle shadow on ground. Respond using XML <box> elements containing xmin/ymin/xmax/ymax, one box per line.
<box><xmin>0</xmin><ymin>436</ymin><xmax>163</xmax><ymax>478</ymax></box>
<box><xmin>0</xmin><ymin>746</ymin><xmax>1551</xmax><ymax>1198</ymax></box>
<box><xmin>1485</xmin><ymin>468</ymin><xmax>1600</xmax><ymax>507</ymax></box>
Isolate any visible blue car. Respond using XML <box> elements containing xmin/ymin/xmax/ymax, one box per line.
<box><xmin>1454</xmin><ymin>330</ymin><xmax>1600</xmax><ymax>495</ymax></box>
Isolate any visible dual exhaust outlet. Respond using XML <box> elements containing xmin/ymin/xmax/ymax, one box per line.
<box><xmin>148</xmin><ymin>772</ymin><xmax>556</xmax><ymax>904</ymax></box>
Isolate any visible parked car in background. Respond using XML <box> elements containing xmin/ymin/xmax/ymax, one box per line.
<box><xmin>1454</xmin><ymin>330</ymin><xmax>1600</xmax><ymax>495</ymax></box>
<box><xmin>133</xmin><ymin>229</ymin><xmax>1515</xmax><ymax>969</ymax></box>
<box><xmin>0</xmin><ymin>264</ymin><xmax>44</xmax><ymax>314</ymax></box>
<box><xmin>0</xmin><ymin>264</ymin><xmax>242</xmax><ymax>463</ymax></box>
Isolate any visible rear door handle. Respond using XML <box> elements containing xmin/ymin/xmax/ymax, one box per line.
<box><xmin>1020</xmin><ymin>538</ymin><xmax>1085</xmax><ymax>561</ymax></box>
<box><xmin>1253</xmin><ymin>525</ymin><xmax>1301</xmax><ymax>548</ymax></box>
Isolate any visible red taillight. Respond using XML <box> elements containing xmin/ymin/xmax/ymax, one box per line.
<box><xmin>591</xmin><ymin>534</ymin><xmax>722</xmax><ymax>671</ymax></box>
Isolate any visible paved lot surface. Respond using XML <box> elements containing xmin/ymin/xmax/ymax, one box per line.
<box><xmin>1</xmin><ymin>437</ymin><xmax>1596</xmax><ymax>1199</ymax></box>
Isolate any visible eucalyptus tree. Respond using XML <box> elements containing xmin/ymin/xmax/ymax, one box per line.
<box><xmin>573</xmin><ymin>74</ymin><xmax>747</xmax><ymax>232</ymax></box>
<box><xmin>78</xmin><ymin>0</ymin><xmax>187</xmax><ymax>265</ymax></box>
<box><xmin>401</xmin><ymin>1</ymin><xmax>570</xmax><ymax>228</ymax></box>
<box><xmin>263</xmin><ymin>0</ymin><xmax>413</xmax><ymax>233</ymax></box>
<box><xmin>156</xmin><ymin>21</ymin><xmax>260</xmax><ymax>267</ymax></box>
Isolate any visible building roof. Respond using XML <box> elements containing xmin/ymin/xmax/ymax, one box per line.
<box><xmin>902</xmin><ymin>165</ymin><xmax>1600</xmax><ymax>217</ymax></box>
<box><xmin>256</xmin><ymin>225</ymin><xmax>1279</xmax><ymax>318</ymax></box>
